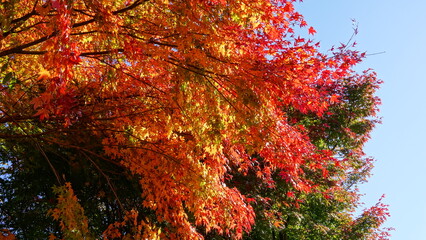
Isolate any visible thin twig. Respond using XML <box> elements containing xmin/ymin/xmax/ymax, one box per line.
<box><xmin>80</xmin><ymin>151</ymin><xmax>125</xmax><ymax>213</ymax></box>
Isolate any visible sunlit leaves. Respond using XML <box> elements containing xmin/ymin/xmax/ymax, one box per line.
<box><xmin>0</xmin><ymin>0</ymin><xmax>388</xmax><ymax>239</ymax></box>
<box><xmin>49</xmin><ymin>183</ymin><xmax>91</xmax><ymax>240</ymax></box>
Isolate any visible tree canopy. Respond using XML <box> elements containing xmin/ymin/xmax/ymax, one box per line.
<box><xmin>0</xmin><ymin>0</ymin><xmax>390</xmax><ymax>239</ymax></box>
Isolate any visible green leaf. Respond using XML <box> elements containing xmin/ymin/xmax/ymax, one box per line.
<box><xmin>2</xmin><ymin>72</ymin><xmax>13</xmax><ymax>85</ymax></box>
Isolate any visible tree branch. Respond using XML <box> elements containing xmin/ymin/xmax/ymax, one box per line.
<box><xmin>0</xmin><ymin>33</ymin><xmax>56</xmax><ymax>57</ymax></box>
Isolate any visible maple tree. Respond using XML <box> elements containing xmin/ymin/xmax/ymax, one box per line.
<box><xmin>234</xmin><ymin>73</ymin><xmax>391</xmax><ymax>240</ymax></box>
<box><xmin>0</xmin><ymin>0</ymin><xmax>390</xmax><ymax>239</ymax></box>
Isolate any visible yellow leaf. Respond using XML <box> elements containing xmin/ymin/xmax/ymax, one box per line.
<box><xmin>37</xmin><ymin>68</ymin><xmax>51</xmax><ymax>81</ymax></box>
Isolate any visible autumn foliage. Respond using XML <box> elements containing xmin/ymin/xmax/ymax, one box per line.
<box><xmin>0</xmin><ymin>0</ymin><xmax>390</xmax><ymax>239</ymax></box>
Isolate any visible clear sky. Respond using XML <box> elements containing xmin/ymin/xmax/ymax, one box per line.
<box><xmin>295</xmin><ymin>1</ymin><xmax>426</xmax><ymax>239</ymax></box>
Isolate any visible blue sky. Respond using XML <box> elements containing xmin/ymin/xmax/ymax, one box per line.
<box><xmin>295</xmin><ymin>1</ymin><xmax>426</xmax><ymax>239</ymax></box>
